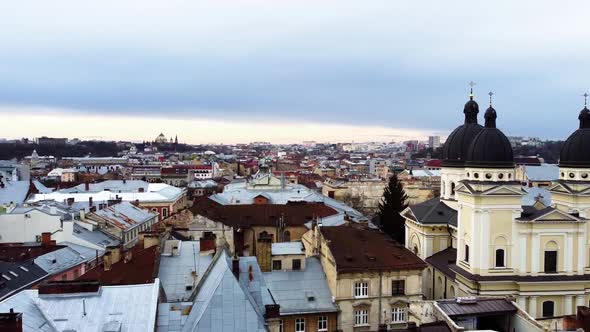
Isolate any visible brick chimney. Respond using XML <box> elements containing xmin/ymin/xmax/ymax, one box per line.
<box><xmin>0</xmin><ymin>309</ymin><xmax>23</xmax><ymax>332</ymax></box>
<box><xmin>103</xmin><ymin>246</ymin><xmax>121</xmax><ymax>271</ymax></box>
<box><xmin>84</xmin><ymin>182</ymin><xmax>90</xmax><ymax>191</ymax></box>
<box><xmin>264</xmin><ymin>304</ymin><xmax>280</xmax><ymax>319</ymax></box>
<box><xmin>88</xmin><ymin>196</ymin><xmax>93</xmax><ymax>207</ymax></box>
<box><xmin>41</xmin><ymin>232</ymin><xmax>52</xmax><ymax>247</ymax></box>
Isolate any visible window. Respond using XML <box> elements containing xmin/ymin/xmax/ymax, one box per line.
<box><xmin>292</xmin><ymin>259</ymin><xmax>301</xmax><ymax>271</ymax></box>
<box><xmin>464</xmin><ymin>245</ymin><xmax>469</xmax><ymax>263</ymax></box>
<box><xmin>278</xmin><ymin>320</ymin><xmax>283</xmax><ymax>332</ymax></box>
<box><xmin>295</xmin><ymin>318</ymin><xmax>305</xmax><ymax>332</ymax></box>
<box><xmin>318</xmin><ymin>316</ymin><xmax>328</xmax><ymax>331</ymax></box>
<box><xmin>355</xmin><ymin>309</ymin><xmax>369</xmax><ymax>326</ymax></box>
<box><xmin>272</xmin><ymin>260</ymin><xmax>282</xmax><ymax>271</ymax></box>
<box><xmin>392</xmin><ymin>280</ymin><xmax>405</xmax><ymax>295</ymax></box>
<box><xmin>542</xmin><ymin>301</ymin><xmax>555</xmax><ymax>317</ymax></box>
<box><xmin>391</xmin><ymin>307</ymin><xmax>407</xmax><ymax>323</ymax></box>
<box><xmin>544</xmin><ymin>251</ymin><xmax>557</xmax><ymax>273</ymax></box>
<box><xmin>283</xmin><ymin>230</ymin><xmax>291</xmax><ymax>242</ymax></box>
<box><xmin>354</xmin><ymin>282</ymin><xmax>368</xmax><ymax>298</ymax></box>
<box><xmin>162</xmin><ymin>208</ymin><xmax>168</xmax><ymax>218</ymax></box>
<box><xmin>495</xmin><ymin>249</ymin><xmax>505</xmax><ymax>267</ymax></box>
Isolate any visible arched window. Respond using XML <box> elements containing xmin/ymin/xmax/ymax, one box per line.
<box><xmin>495</xmin><ymin>249</ymin><xmax>505</xmax><ymax>267</ymax></box>
<box><xmin>451</xmin><ymin>183</ymin><xmax>456</xmax><ymax>197</ymax></box>
<box><xmin>542</xmin><ymin>301</ymin><xmax>554</xmax><ymax>317</ymax></box>
<box><xmin>413</xmin><ymin>245</ymin><xmax>419</xmax><ymax>255</ymax></box>
<box><xmin>449</xmin><ymin>285</ymin><xmax>455</xmax><ymax>298</ymax></box>
<box><xmin>283</xmin><ymin>231</ymin><xmax>291</xmax><ymax>242</ymax></box>
<box><xmin>441</xmin><ymin>181</ymin><xmax>446</xmax><ymax>197</ymax></box>
<box><xmin>437</xmin><ymin>276</ymin><xmax>443</xmax><ymax>299</ymax></box>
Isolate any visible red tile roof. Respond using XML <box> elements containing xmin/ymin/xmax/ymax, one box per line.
<box><xmin>320</xmin><ymin>224</ymin><xmax>427</xmax><ymax>273</ymax></box>
<box><xmin>0</xmin><ymin>244</ymin><xmax>64</xmax><ymax>262</ymax></box>
<box><xmin>191</xmin><ymin>198</ymin><xmax>338</xmax><ymax>227</ymax></box>
<box><xmin>77</xmin><ymin>246</ymin><xmax>158</xmax><ymax>285</ymax></box>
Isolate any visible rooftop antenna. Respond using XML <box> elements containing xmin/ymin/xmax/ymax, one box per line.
<box><xmin>583</xmin><ymin>92</ymin><xmax>589</xmax><ymax>107</ymax></box>
<box><xmin>469</xmin><ymin>81</ymin><xmax>476</xmax><ymax>100</ymax></box>
<box><xmin>488</xmin><ymin>91</ymin><xmax>494</xmax><ymax>107</ymax></box>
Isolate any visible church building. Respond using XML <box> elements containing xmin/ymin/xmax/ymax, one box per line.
<box><xmin>403</xmin><ymin>90</ymin><xmax>590</xmax><ymax>320</ymax></box>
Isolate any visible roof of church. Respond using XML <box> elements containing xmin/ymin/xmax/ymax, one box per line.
<box><xmin>441</xmin><ymin>97</ymin><xmax>483</xmax><ymax>168</ymax></box>
<box><xmin>405</xmin><ymin>197</ymin><xmax>457</xmax><ymax>227</ymax></box>
<box><xmin>465</xmin><ymin>106</ymin><xmax>514</xmax><ymax>168</ymax></box>
<box><xmin>560</xmin><ymin>107</ymin><xmax>590</xmax><ymax>168</ymax></box>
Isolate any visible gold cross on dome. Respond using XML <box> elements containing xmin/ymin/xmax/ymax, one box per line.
<box><xmin>583</xmin><ymin>93</ymin><xmax>589</xmax><ymax>107</ymax></box>
<box><xmin>488</xmin><ymin>91</ymin><xmax>494</xmax><ymax>106</ymax></box>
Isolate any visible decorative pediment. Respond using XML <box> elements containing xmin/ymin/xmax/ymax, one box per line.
<box><xmin>352</xmin><ymin>300</ymin><xmax>372</xmax><ymax>308</ymax></box>
<box><xmin>481</xmin><ymin>185</ymin><xmax>523</xmax><ymax>196</ymax></box>
<box><xmin>401</xmin><ymin>207</ymin><xmax>417</xmax><ymax>222</ymax></box>
<box><xmin>549</xmin><ymin>182</ymin><xmax>573</xmax><ymax>194</ymax></box>
<box><xmin>532</xmin><ymin>209</ymin><xmax>584</xmax><ymax>223</ymax></box>
<box><xmin>454</xmin><ymin>182</ymin><xmax>472</xmax><ymax>194</ymax></box>
<box><xmin>389</xmin><ymin>298</ymin><xmax>410</xmax><ymax>306</ymax></box>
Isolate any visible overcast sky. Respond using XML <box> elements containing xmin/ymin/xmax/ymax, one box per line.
<box><xmin>1</xmin><ymin>1</ymin><xmax>589</xmax><ymax>143</ymax></box>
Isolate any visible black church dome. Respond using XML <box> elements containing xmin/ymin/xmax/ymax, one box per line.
<box><xmin>560</xmin><ymin>107</ymin><xmax>590</xmax><ymax>168</ymax></box>
<box><xmin>465</xmin><ymin>106</ymin><xmax>514</xmax><ymax>168</ymax></box>
<box><xmin>441</xmin><ymin>97</ymin><xmax>484</xmax><ymax>167</ymax></box>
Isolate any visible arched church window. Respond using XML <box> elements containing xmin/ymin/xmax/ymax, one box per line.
<box><xmin>283</xmin><ymin>230</ymin><xmax>291</xmax><ymax>242</ymax></box>
<box><xmin>451</xmin><ymin>183</ymin><xmax>456</xmax><ymax>196</ymax></box>
<box><xmin>544</xmin><ymin>241</ymin><xmax>558</xmax><ymax>273</ymax></box>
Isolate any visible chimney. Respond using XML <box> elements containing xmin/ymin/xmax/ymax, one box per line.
<box><xmin>123</xmin><ymin>179</ymin><xmax>126</xmax><ymax>184</ymax></box>
<box><xmin>89</xmin><ymin>197</ymin><xmax>93</xmax><ymax>207</ymax></box>
<box><xmin>133</xmin><ymin>199</ymin><xmax>139</xmax><ymax>207</ymax></box>
<box><xmin>0</xmin><ymin>309</ymin><xmax>23</xmax><ymax>332</ymax></box>
<box><xmin>138</xmin><ymin>187</ymin><xmax>145</xmax><ymax>193</ymax></box>
<box><xmin>79</xmin><ymin>209</ymin><xmax>85</xmax><ymax>220</ymax></box>
<box><xmin>232</xmin><ymin>256</ymin><xmax>240</xmax><ymax>279</ymax></box>
<box><xmin>41</xmin><ymin>232</ymin><xmax>52</xmax><ymax>247</ymax></box>
<box><xmin>105</xmin><ymin>246</ymin><xmax>121</xmax><ymax>265</ymax></box>
<box><xmin>84</xmin><ymin>182</ymin><xmax>90</xmax><ymax>191</ymax></box>
<box><xmin>123</xmin><ymin>250</ymin><xmax>133</xmax><ymax>263</ymax></box>
<box><xmin>67</xmin><ymin>197</ymin><xmax>75</xmax><ymax>206</ymax></box>
<box><xmin>264</xmin><ymin>304</ymin><xmax>281</xmax><ymax>319</ymax></box>
<box><xmin>103</xmin><ymin>252</ymin><xmax>112</xmax><ymax>271</ymax></box>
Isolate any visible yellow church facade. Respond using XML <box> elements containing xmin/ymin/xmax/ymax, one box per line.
<box><xmin>403</xmin><ymin>93</ymin><xmax>590</xmax><ymax>320</ymax></box>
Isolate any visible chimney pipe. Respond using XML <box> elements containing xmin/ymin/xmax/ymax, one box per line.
<box><xmin>84</xmin><ymin>182</ymin><xmax>90</xmax><ymax>191</ymax></box>
<box><xmin>41</xmin><ymin>233</ymin><xmax>51</xmax><ymax>247</ymax></box>
<box><xmin>232</xmin><ymin>256</ymin><xmax>240</xmax><ymax>279</ymax></box>
<box><xmin>0</xmin><ymin>309</ymin><xmax>23</xmax><ymax>332</ymax></box>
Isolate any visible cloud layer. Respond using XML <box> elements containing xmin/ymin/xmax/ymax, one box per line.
<box><xmin>1</xmin><ymin>1</ymin><xmax>589</xmax><ymax>141</ymax></box>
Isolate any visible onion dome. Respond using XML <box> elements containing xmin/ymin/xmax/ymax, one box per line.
<box><xmin>441</xmin><ymin>96</ymin><xmax>484</xmax><ymax>167</ymax></box>
<box><xmin>559</xmin><ymin>107</ymin><xmax>590</xmax><ymax>168</ymax></box>
<box><xmin>465</xmin><ymin>106</ymin><xmax>514</xmax><ymax>168</ymax></box>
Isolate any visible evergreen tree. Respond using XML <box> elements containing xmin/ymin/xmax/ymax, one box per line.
<box><xmin>377</xmin><ymin>173</ymin><xmax>408</xmax><ymax>244</ymax></box>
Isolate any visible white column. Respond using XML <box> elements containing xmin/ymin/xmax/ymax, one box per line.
<box><xmin>517</xmin><ymin>296</ymin><xmax>527</xmax><ymax>310</ymax></box>
<box><xmin>472</xmin><ymin>210</ymin><xmax>481</xmax><ymax>272</ymax></box>
<box><xmin>565</xmin><ymin>295</ymin><xmax>574</xmax><ymax>315</ymax></box>
<box><xmin>528</xmin><ymin>296</ymin><xmax>538</xmax><ymax>318</ymax></box>
<box><xmin>480</xmin><ymin>210</ymin><xmax>491</xmax><ymax>271</ymax></box>
<box><xmin>531</xmin><ymin>233</ymin><xmax>540</xmax><ymax>275</ymax></box>
<box><xmin>518</xmin><ymin>234</ymin><xmax>527</xmax><ymax>273</ymax></box>
<box><xmin>425</xmin><ymin>236</ymin><xmax>434</xmax><ymax>258</ymax></box>
<box><xmin>576</xmin><ymin>295</ymin><xmax>586</xmax><ymax>308</ymax></box>
<box><xmin>405</xmin><ymin>225</ymin><xmax>410</xmax><ymax>250</ymax></box>
<box><xmin>578</xmin><ymin>232</ymin><xmax>586</xmax><ymax>275</ymax></box>
<box><xmin>566</xmin><ymin>232</ymin><xmax>574</xmax><ymax>274</ymax></box>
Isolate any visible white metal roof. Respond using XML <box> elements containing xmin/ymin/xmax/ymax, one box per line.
<box><xmin>271</xmin><ymin>242</ymin><xmax>304</xmax><ymax>256</ymax></box>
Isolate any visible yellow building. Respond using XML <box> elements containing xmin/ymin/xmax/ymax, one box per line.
<box><xmin>302</xmin><ymin>222</ymin><xmax>426</xmax><ymax>332</ymax></box>
<box><xmin>403</xmin><ymin>95</ymin><xmax>590</xmax><ymax>323</ymax></box>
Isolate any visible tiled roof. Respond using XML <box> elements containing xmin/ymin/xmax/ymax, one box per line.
<box><xmin>437</xmin><ymin>298</ymin><xmax>516</xmax><ymax>318</ymax></box>
<box><xmin>0</xmin><ymin>261</ymin><xmax>47</xmax><ymax>300</ymax></box>
<box><xmin>0</xmin><ymin>281</ymin><xmax>160</xmax><ymax>332</ymax></box>
<box><xmin>89</xmin><ymin>202</ymin><xmax>157</xmax><ymax>231</ymax></box>
<box><xmin>263</xmin><ymin>257</ymin><xmax>338</xmax><ymax>315</ymax></box>
<box><xmin>425</xmin><ymin>247</ymin><xmax>456</xmax><ymax>279</ymax></box>
<box><xmin>320</xmin><ymin>224</ymin><xmax>427</xmax><ymax>273</ymax></box>
<box><xmin>406</xmin><ymin>198</ymin><xmax>457</xmax><ymax>227</ymax></box>
<box><xmin>78</xmin><ymin>246</ymin><xmax>158</xmax><ymax>285</ymax></box>
<box><xmin>191</xmin><ymin>198</ymin><xmax>338</xmax><ymax>227</ymax></box>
